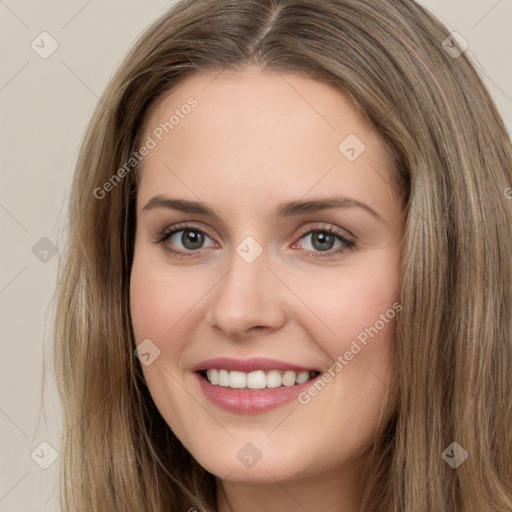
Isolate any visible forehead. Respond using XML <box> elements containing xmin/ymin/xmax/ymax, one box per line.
<box><xmin>136</xmin><ymin>68</ymin><xmax>399</xmax><ymax>220</ymax></box>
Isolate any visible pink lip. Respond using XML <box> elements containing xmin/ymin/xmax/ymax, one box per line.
<box><xmin>192</xmin><ymin>357</ymin><xmax>320</xmax><ymax>414</ymax></box>
<box><xmin>192</xmin><ymin>357</ymin><xmax>317</xmax><ymax>373</ymax></box>
<box><xmin>195</xmin><ymin>373</ymin><xmax>319</xmax><ymax>413</ymax></box>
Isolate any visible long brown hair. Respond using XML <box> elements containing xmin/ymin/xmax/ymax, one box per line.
<box><xmin>54</xmin><ymin>0</ymin><xmax>512</xmax><ymax>510</ymax></box>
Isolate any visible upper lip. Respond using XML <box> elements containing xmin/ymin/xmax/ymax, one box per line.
<box><xmin>192</xmin><ymin>357</ymin><xmax>318</xmax><ymax>373</ymax></box>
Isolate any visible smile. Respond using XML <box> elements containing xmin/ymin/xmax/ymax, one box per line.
<box><xmin>193</xmin><ymin>357</ymin><xmax>322</xmax><ymax>413</ymax></box>
<box><xmin>202</xmin><ymin>369</ymin><xmax>319</xmax><ymax>389</ymax></box>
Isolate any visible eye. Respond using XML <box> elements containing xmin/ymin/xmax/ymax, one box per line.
<box><xmin>154</xmin><ymin>222</ymin><xmax>355</xmax><ymax>259</ymax></box>
<box><xmin>292</xmin><ymin>224</ymin><xmax>355</xmax><ymax>258</ymax></box>
<box><xmin>155</xmin><ymin>223</ymin><xmax>216</xmax><ymax>256</ymax></box>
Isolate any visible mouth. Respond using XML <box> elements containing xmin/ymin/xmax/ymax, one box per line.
<box><xmin>193</xmin><ymin>357</ymin><xmax>322</xmax><ymax>413</ymax></box>
<box><xmin>199</xmin><ymin>369</ymin><xmax>320</xmax><ymax>390</ymax></box>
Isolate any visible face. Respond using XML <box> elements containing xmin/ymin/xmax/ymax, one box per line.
<box><xmin>130</xmin><ymin>67</ymin><xmax>404</xmax><ymax>488</ymax></box>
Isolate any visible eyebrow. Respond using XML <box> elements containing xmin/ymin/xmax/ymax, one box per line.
<box><xmin>142</xmin><ymin>195</ymin><xmax>384</xmax><ymax>221</ymax></box>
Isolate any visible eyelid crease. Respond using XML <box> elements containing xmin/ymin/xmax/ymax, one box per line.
<box><xmin>294</xmin><ymin>222</ymin><xmax>356</xmax><ymax>242</ymax></box>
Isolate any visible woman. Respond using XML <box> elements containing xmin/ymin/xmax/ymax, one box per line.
<box><xmin>54</xmin><ymin>0</ymin><xmax>512</xmax><ymax>510</ymax></box>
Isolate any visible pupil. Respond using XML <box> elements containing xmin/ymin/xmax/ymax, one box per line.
<box><xmin>313</xmin><ymin>232</ymin><xmax>334</xmax><ymax>251</ymax></box>
<box><xmin>182</xmin><ymin>230</ymin><xmax>203</xmax><ymax>249</ymax></box>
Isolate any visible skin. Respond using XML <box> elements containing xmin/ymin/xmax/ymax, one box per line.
<box><xmin>130</xmin><ymin>66</ymin><xmax>405</xmax><ymax>512</ymax></box>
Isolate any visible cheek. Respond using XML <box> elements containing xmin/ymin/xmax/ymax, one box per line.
<box><xmin>130</xmin><ymin>257</ymin><xmax>209</xmax><ymax>439</ymax></box>
<box><xmin>280</xmin><ymin>257</ymin><xmax>400</xmax><ymax>358</ymax></box>
<box><xmin>129</xmin><ymin>253</ymin><xmax>210</xmax><ymax>348</ymax></box>
<box><xmin>283</xmin><ymin>259</ymin><xmax>400</xmax><ymax>419</ymax></box>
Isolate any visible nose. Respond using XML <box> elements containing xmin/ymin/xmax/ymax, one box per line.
<box><xmin>205</xmin><ymin>247</ymin><xmax>287</xmax><ymax>339</ymax></box>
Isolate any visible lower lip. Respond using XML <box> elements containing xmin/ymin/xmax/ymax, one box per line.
<box><xmin>195</xmin><ymin>372</ymin><xmax>319</xmax><ymax>413</ymax></box>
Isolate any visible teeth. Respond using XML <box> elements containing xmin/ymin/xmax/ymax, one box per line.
<box><xmin>282</xmin><ymin>370</ymin><xmax>296</xmax><ymax>387</ymax></box>
<box><xmin>204</xmin><ymin>369</ymin><xmax>314</xmax><ymax>389</ymax></box>
<box><xmin>229</xmin><ymin>371</ymin><xmax>247</xmax><ymax>389</ymax></box>
<box><xmin>266</xmin><ymin>370</ymin><xmax>282</xmax><ymax>388</ymax></box>
<box><xmin>295</xmin><ymin>371</ymin><xmax>310</xmax><ymax>384</ymax></box>
<box><xmin>247</xmin><ymin>370</ymin><xmax>266</xmax><ymax>389</ymax></box>
<box><xmin>218</xmin><ymin>369</ymin><xmax>230</xmax><ymax>387</ymax></box>
<box><xmin>206</xmin><ymin>369</ymin><xmax>218</xmax><ymax>385</ymax></box>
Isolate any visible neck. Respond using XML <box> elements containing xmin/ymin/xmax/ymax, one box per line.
<box><xmin>216</xmin><ymin>463</ymin><xmax>364</xmax><ymax>512</ymax></box>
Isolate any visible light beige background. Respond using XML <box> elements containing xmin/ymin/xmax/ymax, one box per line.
<box><xmin>0</xmin><ymin>1</ymin><xmax>510</xmax><ymax>510</ymax></box>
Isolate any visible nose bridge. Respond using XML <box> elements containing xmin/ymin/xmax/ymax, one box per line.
<box><xmin>206</xmin><ymin>242</ymin><xmax>285</xmax><ymax>337</ymax></box>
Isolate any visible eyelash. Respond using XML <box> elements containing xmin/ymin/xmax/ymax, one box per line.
<box><xmin>154</xmin><ymin>222</ymin><xmax>355</xmax><ymax>259</ymax></box>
